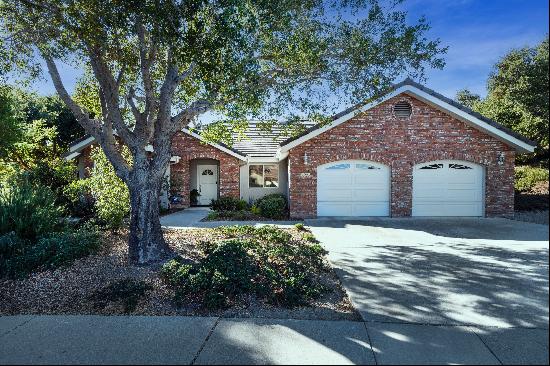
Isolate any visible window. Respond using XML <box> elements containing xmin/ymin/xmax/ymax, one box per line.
<box><xmin>420</xmin><ymin>163</ymin><xmax>444</xmax><ymax>170</ymax></box>
<box><xmin>202</xmin><ymin>169</ymin><xmax>214</xmax><ymax>175</ymax></box>
<box><xmin>249</xmin><ymin>164</ymin><xmax>279</xmax><ymax>188</ymax></box>
<box><xmin>326</xmin><ymin>163</ymin><xmax>351</xmax><ymax>170</ymax></box>
<box><xmin>449</xmin><ymin>163</ymin><xmax>472</xmax><ymax>170</ymax></box>
<box><xmin>393</xmin><ymin>101</ymin><xmax>412</xmax><ymax>119</ymax></box>
<box><xmin>356</xmin><ymin>163</ymin><xmax>380</xmax><ymax>170</ymax></box>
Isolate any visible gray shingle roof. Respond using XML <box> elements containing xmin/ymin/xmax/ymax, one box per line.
<box><xmin>230</xmin><ymin>121</ymin><xmax>317</xmax><ymax>157</ymax></box>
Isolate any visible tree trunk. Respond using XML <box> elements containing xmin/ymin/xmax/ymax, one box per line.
<box><xmin>128</xmin><ymin>173</ymin><xmax>170</xmax><ymax>264</ymax></box>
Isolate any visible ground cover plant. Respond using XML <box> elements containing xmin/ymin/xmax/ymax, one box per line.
<box><xmin>161</xmin><ymin>225</ymin><xmax>328</xmax><ymax>309</ymax></box>
<box><xmin>1</xmin><ymin>227</ymin><xmax>358</xmax><ymax>320</ymax></box>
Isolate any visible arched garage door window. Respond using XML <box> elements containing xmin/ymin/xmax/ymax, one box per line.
<box><xmin>317</xmin><ymin>160</ymin><xmax>390</xmax><ymax>217</ymax></box>
<box><xmin>412</xmin><ymin>160</ymin><xmax>484</xmax><ymax>217</ymax></box>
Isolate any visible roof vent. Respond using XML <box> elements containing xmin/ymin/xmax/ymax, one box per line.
<box><xmin>393</xmin><ymin>101</ymin><xmax>412</xmax><ymax>119</ymax></box>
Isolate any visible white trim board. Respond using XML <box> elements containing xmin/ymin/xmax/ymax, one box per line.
<box><xmin>64</xmin><ymin>129</ymin><xmax>247</xmax><ymax>162</ymax></box>
<box><xmin>181</xmin><ymin>128</ymin><xmax>247</xmax><ymax>161</ymax></box>
<box><xmin>278</xmin><ymin>84</ymin><xmax>535</xmax><ymax>154</ymax></box>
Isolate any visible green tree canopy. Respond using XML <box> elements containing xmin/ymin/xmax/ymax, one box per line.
<box><xmin>456</xmin><ymin>36</ymin><xmax>549</xmax><ymax>163</ymax></box>
<box><xmin>1</xmin><ymin>0</ymin><xmax>447</xmax><ymax>263</ymax></box>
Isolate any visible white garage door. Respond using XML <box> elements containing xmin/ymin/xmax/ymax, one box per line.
<box><xmin>317</xmin><ymin>160</ymin><xmax>390</xmax><ymax>216</ymax></box>
<box><xmin>412</xmin><ymin>160</ymin><xmax>484</xmax><ymax>217</ymax></box>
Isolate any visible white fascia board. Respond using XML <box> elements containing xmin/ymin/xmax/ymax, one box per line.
<box><xmin>402</xmin><ymin>87</ymin><xmax>535</xmax><ymax>153</ymax></box>
<box><xmin>68</xmin><ymin>136</ymin><xmax>96</xmax><ymax>153</ymax></box>
<box><xmin>279</xmin><ymin>86</ymin><xmax>409</xmax><ymax>153</ymax></box>
<box><xmin>246</xmin><ymin>156</ymin><xmax>280</xmax><ymax>163</ymax></box>
<box><xmin>181</xmin><ymin>129</ymin><xmax>247</xmax><ymax>161</ymax></box>
<box><xmin>279</xmin><ymin>84</ymin><xmax>535</xmax><ymax>154</ymax></box>
<box><xmin>64</xmin><ymin>151</ymin><xmax>81</xmax><ymax>161</ymax></box>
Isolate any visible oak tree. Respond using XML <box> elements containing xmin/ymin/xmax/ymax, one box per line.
<box><xmin>1</xmin><ymin>0</ymin><xmax>445</xmax><ymax>263</ymax></box>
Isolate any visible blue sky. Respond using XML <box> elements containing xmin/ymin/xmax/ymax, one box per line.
<box><xmin>25</xmin><ymin>0</ymin><xmax>549</xmax><ymax>101</ymax></box>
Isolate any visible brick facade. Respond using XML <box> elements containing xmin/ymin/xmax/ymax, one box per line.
<box><xmin>170</xmin><ymin>131</ymin><xmax>241</xmax><ymax>207</ymax></box>
<box><xmin>288</xmin><ymin>94</ymin><xmax>515</xmax><ymax>218</ymax></box>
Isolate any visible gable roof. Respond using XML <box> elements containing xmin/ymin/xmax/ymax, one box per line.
<box><xmin>279</xmin><ymin>78</ymin><xmax>537</xmax><ymax>154</ymax></box>
<box><xmin>63</xmin><ymin>128</ymin><xmax>248</xmax><ymax>161</ymax></box>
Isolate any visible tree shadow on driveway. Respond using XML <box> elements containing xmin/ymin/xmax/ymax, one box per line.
<box><xmin>331</xmin><ymin>241</ymin><xmax>549</xmax><ymax>328</ymax></box>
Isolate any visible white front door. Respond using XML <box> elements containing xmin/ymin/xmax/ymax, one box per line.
<box><xmin>317</xmin><ymin>160</ymin><xmax>390</xmax><ymax>216</ymax></box>
<box><xmin>412</xmin><ymin>160</ymin><xmax>484</xmax><ymax>216</ymax></box>
<box><xmin>197</xmin><ymin>165</ymin><xmax>218</xmax><ymax>205</ymax></box>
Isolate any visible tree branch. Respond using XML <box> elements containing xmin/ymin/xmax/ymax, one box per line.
<box><xmin>43</xmin><ymin>54</ymin><xmax>131</xmax><ymax>182</ymax></box>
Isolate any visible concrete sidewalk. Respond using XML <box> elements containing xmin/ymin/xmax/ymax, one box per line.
<box><xmin>160</xmin><ymin>207</ymin><xmax>301</xmax><ymax>229</ymax></box>
<box><xmin>2</xmin><ymin>315</ymin><xmax>548</xmax><ymax>365</ymax></box>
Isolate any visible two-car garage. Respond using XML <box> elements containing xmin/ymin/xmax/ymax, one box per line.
<box><xmin>317</xmin><ymin>159</ymin><xmax>484</xmax><ymax>217</ymax></box>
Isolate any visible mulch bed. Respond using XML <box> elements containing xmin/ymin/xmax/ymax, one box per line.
<box><xmin>0</xmin><ymin>228</ymin><xmax>359</xmax><ymax>321</ymax></box>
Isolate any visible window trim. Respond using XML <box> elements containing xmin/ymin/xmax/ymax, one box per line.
<box><xmin>248</xmin><ymin>163</ymin><xmax>280</xmax><ymax>189</ymax></box>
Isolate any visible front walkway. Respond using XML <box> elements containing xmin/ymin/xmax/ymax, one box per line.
<box><xmin>4</xmin><ymin>315</ymin><xmax>544</xmax><ymax>365</ymax></box>
<box><xmin>160</xmin><ymin>207</ymin><xmax>301</xmax><ymax>229</ymax></box>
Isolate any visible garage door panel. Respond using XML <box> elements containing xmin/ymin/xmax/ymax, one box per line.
<box><xmin>321</xmin><ymin>189</ymin><xmax>354</xmax><ymax>201</ymax></box>
<box><xmin>353</xmin><ymin>203</ymin><xmax>390</xmax><ymax>216</ymax></box>
<box><xmin>413</xmin><ymin>160</ymin><xmax>484</xmax><ymax>217</ymax></box>
<box><xmin>318</xmin><ymin>202</ymin><xmax>353</xmax><ymax>216</ymax></box>
<box><xmin>317</xmin><ymin>160</ymin><xmax>390</xmax><ymax>217</ymax></box>
<box><xmin>353</xmin><ymin>189</ymin><xmax>388</xmax><ymax>201</ymax></box>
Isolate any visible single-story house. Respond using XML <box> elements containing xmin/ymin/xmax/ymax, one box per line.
<box><xmin>63</xmin><ymin>79</ymin><xmax>536</xmax><ymax>218</ymax></box>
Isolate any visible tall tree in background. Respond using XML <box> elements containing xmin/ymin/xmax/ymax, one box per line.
<box><xmin>456</xmin><ymin>37</ymin><xmax>549</xmax><ymax>164</ymax></box>
<box><xmin>1</xmin><ymin>0</ymin><xmax>446</xmax><ymax>264</ymax></box>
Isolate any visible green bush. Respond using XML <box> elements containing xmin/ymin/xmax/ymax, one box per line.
<box><xmin>161</xmin><ymin>225</ymin><xmax>327</xmax><ymax>309</ymax></box>
<box><xmin>211</xmin><ymin>196</ymin><xmax>248</xmax><ymax>212</ymax></box>
<box><xmin>0</xmin><ymin>179</ymin><xmax>64</xmax><ymax>240</ymax></box>
<box><xmin>1</xmin><ymin>224</ymin><xmax>101</xmax><ymax>278</ymax></box>
<box><xmin>302</xmin><ymin>232</ymin><xmax>318</xmax><ymax>243</ymax></box>
<box><xmin>68</xmin><ymin>147</ymin><xmax>130</xmax><ymax>228</ymax></box>
<box><xmin>294</xmin><ymin>223</ymin><xmax>306</xmax><ymax>231</ymax></box>
<box><xmin>515</xmin><ymin>166</ymin><xmax>549</xmax><ymax>192</ymax></box>
<box><xmin>255</xmin><ymin>193</ymin><xmax>288</xmax><ymax>219</ymax></box>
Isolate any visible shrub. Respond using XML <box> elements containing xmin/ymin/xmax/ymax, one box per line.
<box><xmin>302</xmin><ymin>232</ymin><xmax>318</xmax><ymax>243</ymax></box>
<box><xmin>515</xmin><ymin>166</ymin><xmax>549</xmax><ymax>192</ymax></box>
<box><xmin>206</xmin><ymin>211</ymin><xmax>220</xmax><ymax>220</ymax></box>
<box><xmin>89</xmin><ymin>278</ymin><xmax>152</xmax><ymax>313</ymax></box>
<box><xmin>1</xmin><ymin>224</ymin><xmax>101</xmax><ymax>278</ymax></box>
<box><xmin>77</xmin><ymin>147</ymin><xmax>130</xmax><ymax>228</ymax></box>
<box><xmin>211</xmin><ymin>196</ymin><xmax>247</xmax><ymax>212</ymax></box>
<box><xmin>250</xmin><ymin>204</ymin><xmax>261</xmax><ymax>215</ymax></box>
<box><xmin>64</xmin><ymin>179</ymin><xmax>95</xmax><ymax>218</ymax></box>
<box><xmin>161</xmin><ymin>225</ymin><xmax>328</xmax><ymax>309</ymax></box>
<box><xmin>255</xmin><ymin>193</ymin><xmax>287</xmax><ymax>219</ymax></box>
<box><xmin>0</xmin><ymin>179</ymin><xmax>64</xmax><ymax>240</ymax></box>
<box><xmin>294</xmin><ymin>223</ymin><xmax>306</xmax><ymax>231</ymax></box>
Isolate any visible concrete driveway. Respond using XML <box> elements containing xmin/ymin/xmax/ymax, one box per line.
<box><xmin>307</xmin><ymin>218</ymin><xmax>549</xmax><ymax>328</ymax></box>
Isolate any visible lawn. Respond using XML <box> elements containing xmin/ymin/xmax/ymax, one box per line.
<box><xmin>0</xmin><ymin>225</ymin><xmax>359</xmax><ymax>321</ymax></box>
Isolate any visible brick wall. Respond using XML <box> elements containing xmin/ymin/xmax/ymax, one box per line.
<box><xmin>170</xmin><ymin>131</ymin><xmax>241</xmax><ymax>207</ymax></box>
<box><xmin>288</xmin><ymin>94</ymin><xmax>515</xmax><ymax>218</ymax></box>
